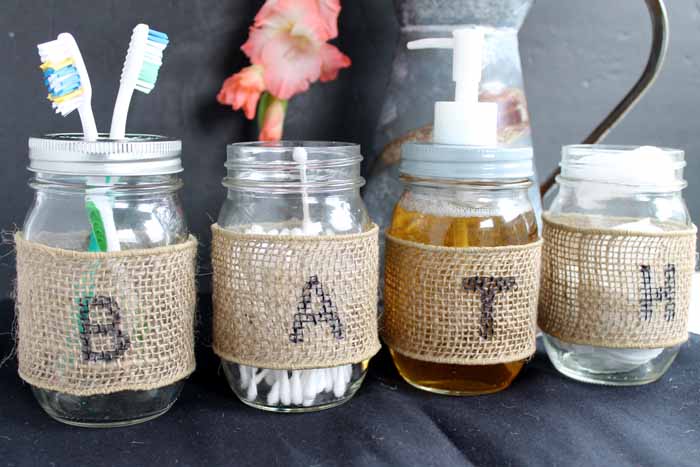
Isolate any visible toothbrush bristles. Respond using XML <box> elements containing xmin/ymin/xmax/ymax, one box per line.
<box><xmin>126</xmin><ymin>27</ymin><xmax>169</xmax><ymax>95</ymax></box>
<box><xmin>37</xmin><ymin>39</ymin><xmax>85</xmax><ymax>116</ymax></box>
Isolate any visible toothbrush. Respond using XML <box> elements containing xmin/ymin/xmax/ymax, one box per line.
<box><xmin>37</xmin><ymin>33</ymin><xmax>115</xmax><ymax>251</ymax></box>
<box><xmin>90</xmin><ymin>24</ymin><xmax>168</xmax><ymax>249</ymax></box>
<box><xmin>38</xmin><ymin>32</ymin><xmax>98</xmax><ymax>141</ymax></box>
<box><xmin>86</xmin><ymin>190</ymin><xmax>121</xmax><ymax>252</ymax></box>
<box><xmin>109</xmin><ymin>24</ymin><xmax>169</xmax><ymax>140</ymax></box>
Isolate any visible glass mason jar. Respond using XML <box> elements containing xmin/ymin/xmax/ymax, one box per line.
<box><xmin>218</xmin><ymin>141</ymin><xmax>374</xmax><ymax>412</ymax></box>
<box><xmin>386</xmin><ymin>144</ymin><xmax>538</xmax><ymax>395</ymax></box>
<box><xmin>542</xmin><ymin>145</ymin><xmax>692</xmax><ymax>385</ymax></box>
<box><xmin>23</xmin><ymin>134</ymin><xmax>189</xmax><ymax>427</ymax></box>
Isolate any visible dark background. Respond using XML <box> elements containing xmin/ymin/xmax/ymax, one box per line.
<box><xmin>2</xmin><ymin>1</ymin><xmax>700</xmax><ymax>296</ymax></box>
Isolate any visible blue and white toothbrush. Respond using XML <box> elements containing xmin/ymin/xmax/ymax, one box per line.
<box><xmin>38</xmin><ymin>33</ymin><xmax>114</xmax><ymax>252</ymax></box>
<box><xmin>89</xmin><ymin>24</ymin><xmax>168</xmax><ymax>251</ymax></box>
<box><xmin>38</xmin><ymin>33</ymin><xmax>98</xmax><ymax>141</ymax></box>
<box><xmin>109</xmin><ymin>24</ymin><xmax>169</xmax><ymax>139</ymax></box>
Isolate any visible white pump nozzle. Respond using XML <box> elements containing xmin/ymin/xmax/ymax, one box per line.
<box><xmin>407</xmin><ymin>28</ymin><xmax>497</xmax><ymax>146</ymax></box>
<box><xmin>408</xmin><ymin>29</ymin><xmax>484</xmax><ymax>103</ymax></box>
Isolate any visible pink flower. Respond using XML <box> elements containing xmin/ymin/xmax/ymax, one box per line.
<box><xmin>256</xmin><ymin>0</ymin><xmax>341</xmax><ymax>39</ymax></box>
<box><xmin>216</xmin><ymin>65</ymin><xmax>266</xmax><ymax>120</ymax></box>
<box><xmin>259</xmin><ymin>97</ymin><xmax>287</xmax><ymax>141</ymax></box>
<box><xmin>320</xmin><ymin>43</ymin><xmax>351</xmax><ymax>82</ymax></box>
<box><xmin>241</xmin><ymin>0</ymin><xmax>351</xmax><ymax>100</ymax></box>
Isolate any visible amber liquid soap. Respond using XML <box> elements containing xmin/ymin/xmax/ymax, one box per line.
<box><xmin>388</xmin><ymin>199</ymin><xmax>538</xmax><ymax>395</ymax></box>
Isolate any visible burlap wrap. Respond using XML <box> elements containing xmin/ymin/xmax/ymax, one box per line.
<box><xmin>539</xmin><ymin>214</ymin><xmax>697</xmax><ymax>348</ymax></box>
<box><xmin>15</xmin><ymin>234</ymin><xmax>198</xmax><ymax>396</ymax></box>
<box><xmin>211</xmin><ymin>224</ymin><xmax>381</xmax><ymax>370</ymax></box>
<box><xmin>382</xmin><ymin>234</ymin><xmax>543</xmax><ymax>365</ymax></box>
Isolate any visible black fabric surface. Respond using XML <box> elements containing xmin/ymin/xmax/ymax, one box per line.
<box><xmin>0</xmin><ymin>296</ymin><xmax>698</xmax><ymax>467</ymax></box>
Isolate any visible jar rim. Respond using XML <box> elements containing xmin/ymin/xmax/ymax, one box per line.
<box><xmin>226</xmin><ymin>141</ymin><xmax>361</xmax><ymax>169</ymax></box>
<box><xmin>224</xmin><ymin>141</ymin><xmax>364</xmax><ymax>193</ymax></box>
<box><xmin>28</xmin><ymin>133</ymin><xmax>182</xmax><ymax>176</ymax></box>
<box><xmin>228</xmin><ymin>140</ymin><xmax>359</xmax><ymax>150</ymax></box>
<box><xmin>563</xmin><ymin>144</ymin><xmax>684</xmax><ymax>157</ymax></box>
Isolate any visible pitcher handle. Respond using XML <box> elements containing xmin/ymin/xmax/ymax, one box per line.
<box><xmin>540</xmin><ymin>0</ymin><xmax>669</xmax><ymax>197</ymax></box>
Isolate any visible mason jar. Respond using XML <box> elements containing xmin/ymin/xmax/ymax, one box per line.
<box><xmin>383</xmin><ymin>144</ymin><xmax>540</xmax><ymax>395</ymax></box>
<box><xmin>215</xmin><ymin>141</ymin><xmax>377</xmax><ymax>412</ymax></box>
<box><xmin>541</xmin><ymin>145</ymin><xmax>695</xmax><ymax>385</ymax></box>
<box><xmin>21</xmin><ymin>134</ymin><xmax>192</xmax><ymax>427</ymax></box>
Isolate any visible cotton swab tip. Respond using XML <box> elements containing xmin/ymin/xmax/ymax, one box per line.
<box><xmin>292</xmin><ymin>146</ymin><xmax>308</xmax><ymax>163</ymax></box>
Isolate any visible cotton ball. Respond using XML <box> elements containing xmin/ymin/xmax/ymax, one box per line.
<box><xmin>620</xmin><ymin>146</ymin><xmax>676</xmax><ymax>186</ymax></box>
<box><xmin>572</xmin><ymin>146</ymin><xmax>677</xmax><ymax>210</ymax></box>
<box><xmin>574</xmin><ymin>145</ymin><xmax>676</xmax><ymax>186</ymax></box>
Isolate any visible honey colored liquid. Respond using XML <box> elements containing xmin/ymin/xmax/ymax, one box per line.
<box><xmin>388</xmin><ymin>201</ymin><xmax>538</xmax><ymax>395</ymax></box>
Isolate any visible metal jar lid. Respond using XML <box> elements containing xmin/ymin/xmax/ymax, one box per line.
<box><xmin>28</xmin><ymin>133</ymin><xmax>183</xmax><ymax>176</ymax></box>
<box><xmin>401</xmin><ymin>142</ymin><xmax>534</xmax><ymax>180</ymax></box>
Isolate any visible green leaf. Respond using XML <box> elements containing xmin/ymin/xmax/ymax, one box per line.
<box><xmin>257</xmin><ymin>92</ymin><xmax>272</xmax><ymax>130</ymax></box>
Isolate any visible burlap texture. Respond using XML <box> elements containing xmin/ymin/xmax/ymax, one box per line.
<box><xmin>15</xmin><ymin>234</ymin><xmax>198</xmax><ymax>396</ymax></box>
<box><xmin>539</xmin><ymin>213</ymin><xmax>697</xmax><ymax>348</ymax></box>
<box><xmin>382</xmin><ymin>234</ymin><xmax>542</xmax><ymax>365</ymax></box>
<box><xmin>211</xmin><ymin>224</ymin><xmax>381</xmax><ymax>370</ymax></box>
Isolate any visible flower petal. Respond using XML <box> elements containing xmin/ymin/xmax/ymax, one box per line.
<box><xmin>242</xmin><ymin>26</ymin><xmax>281</xmax><ymax>63</ymax></box>
<box><xmin>216</xmin><ymin>65</ymin><xmax>266</xmax><ymax>120</ymax></box>
<box><xmin>254</xmin><ymin>0</ymin><xmax>280</xmax><ymax>24</ymax></box>
<box><xmin>317</xmin><ymin>0</ymin><xmax>342</xmax><ymax>39</ymax></box>
<box><xmin>254</xmin><ymin>0</ymin><xmax>329</xmax><ymax>41</ymax></box>
<box><xmin>216</xmin><ymin>75</ymin><xmax>237</xmax><ymax>105</ymax></box>
<box><xmin>260</xmin><ymin>34</ymin><xmax>322</xmax><ymax>99</ymax></box>
<box><xmin>319</xmin><ymin>43</ymin><xmax>351</xmax><ymax>82</ymax></box>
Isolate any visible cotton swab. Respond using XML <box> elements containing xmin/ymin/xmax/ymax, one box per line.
<box><xmin>292</xmin><ymin>147</ymin><xmax>311</xmax><ymax>232</ymax></box>
<box><xmin>292</xmin><ymin>146</ymin><xmax>322</xmax><ymax>235</ymax></box>
<box><xmin>238</xmin><ymin>364</ymin><xmax>353</xmax><ymax>407</ymax></box>
<box><xmin>290</xmin><ymin>371</ymin><xmax>303</xmax><ymax>405</ymax></box>
<box><xmin>233</xmin><ymin>151</ymin><xmax>354</xmax><ymax>407</ymax></box>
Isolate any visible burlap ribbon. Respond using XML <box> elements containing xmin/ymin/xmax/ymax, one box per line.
<box><xmin>382</xmin><ymin>234</ymin><xmax>542</xmax><ymax>365</ymax></box>
<box><xmin>211</xmin><ymin>224</ymin><xmax>381</xmax><ymax>370</ymax></box>
<box><xmin>539</xmin><ymin>213</ymin><xmax>697</xmax><ymax>348</ymax></box>
<box><xmin>15</xmin><ymin>234</ymin><xmax>198</xmax><ymax>396</ymax></box>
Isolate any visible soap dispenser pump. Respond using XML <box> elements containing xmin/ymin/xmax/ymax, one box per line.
<box><xmin>402</xmin><ymin>27</ymin><xmax>543</xmax><ymax>233</ymax></box>
<box><xmin>407</xmin><ymin>28</ymin><xmax>498</xmax><ymax>146</ymax></box>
